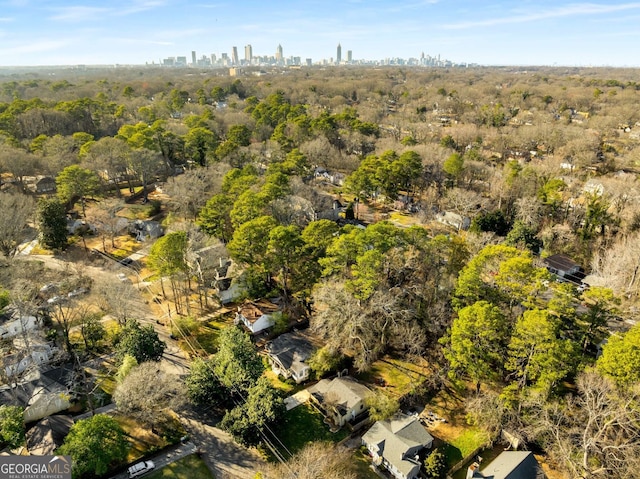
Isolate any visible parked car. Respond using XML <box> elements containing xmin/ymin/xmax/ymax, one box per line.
<box><xmin>128</xmin><ymin>460</ymin><xmax>155</xmax><ymax>478</ymax></box>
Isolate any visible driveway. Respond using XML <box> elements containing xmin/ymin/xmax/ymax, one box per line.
<box><xmin>180</xmin><ymin>408</ymin><xmax>266</xmax><ymax>479</ymax></box>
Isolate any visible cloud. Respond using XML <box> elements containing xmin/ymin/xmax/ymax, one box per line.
<box><xmin>442</xmin><ymin>2</ymin><xmax>640</xmax><ymax>29</ymax></box>
<box><xmin>50</xmin><ymin>6</ymin><xmax>109</xmax><ymax>22</ymax></box>
<box><xmin>118</xmin><ymin>0</ymin><xmax>168</xmax><ymax>16</ymax></box>
<box><xmin>50</xmin><ymin>1</ymin><xmax>166</xmax><ymax>22</ymax></box>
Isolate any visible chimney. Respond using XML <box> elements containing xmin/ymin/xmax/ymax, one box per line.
<box><xmin>466</xmin><ymin>462</ymin><xmax>482</xmax><ymax>479</ymax></box>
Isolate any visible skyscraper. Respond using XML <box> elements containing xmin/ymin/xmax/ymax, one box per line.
<box><xmin>336</xmin><ymin>43</ymin><xmax>342</xmax><ymax>64</ymax></box>
<box><xmin>231</xmin><ymin>46</ymin><xmax>239</xmax><ymax>65</ymax></box>
<box><xmin>245</xmin><ymin>44</ymin><xmax>252</xmax><ymax>65</ymax></box>
<box><xmin>276</xmin><ymin>44</ymin><xmax>283</xmax><ymax>65</ymax></box>
<box><xmin>191</xmin><ymin>50</ymin><xmax>196</xmax><ymax>66</ymax></box>
<box><xmin>347</xmin><ymin>50</ymin><xmax>353</xmax><ymax>63</ymax></box>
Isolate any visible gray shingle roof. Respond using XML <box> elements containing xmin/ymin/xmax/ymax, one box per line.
<box><xmin>477</xmin><ymin>451</ymin><xmax>545</xmax><ymax>479</ymax></box>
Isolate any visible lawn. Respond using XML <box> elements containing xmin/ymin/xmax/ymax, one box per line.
<box><xmin>356</xmin><ymin>355</ymin><xmax>431</xmax><ymax>397</ymax></box>
<box><xmin>146</xmin><ymin>454</ymin><xmax>214</xmax><ymax>479</ymax></box>
<box><xmin>264</xmin><ymin>370</ymin><xmax>295</xmax><ymax>395</ymax></box>
<box><xmin>274</xmin><ymin>404</ymin><xmax>349</xmax><ymax>457</ymax></box>
<box><xmin>353</xmin><ymin>447</ymin><xmax>382</xmax><ymax>479</ymax></box>
<box><xmin>113</xmin><ymin>414</ymin><xmax>170</xmax><ymax>462</ymax></box>
<box><xmin>439</xmin><ymin>428</ymin><xmax>490</xmax><ymax>467</ymax></box>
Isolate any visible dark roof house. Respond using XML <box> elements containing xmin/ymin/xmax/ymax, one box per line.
<box><xmin>265</xmin><ymin>332</ymin><xmax>314</xmax><ymax>383</ymax></box>
<box><xmin>543</xmin><ymin>254</ymin><xmax>585</xmax><ymax>283</ymax></box>
<box><xmin>25</xmin><ymin>415</ymin><xmax>74</xmax><ymax>455</ymax></box>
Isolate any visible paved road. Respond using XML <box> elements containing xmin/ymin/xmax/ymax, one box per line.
<box><xmin>180</xmin><ymin>408</ymin><xmax>266</xmax><ymax>479</ymax></box>
<box><xmin>25</xmin><ymin>251</ymin><xmax>263</xmax><ymax>479</ymax></box>
<box><xmin>108</xmin><ymin>440</ymin><xmax>198</xmax><ymax>479</ymax></box>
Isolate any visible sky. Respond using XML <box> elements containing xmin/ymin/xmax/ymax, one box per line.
<box><xmin>1</xmin><ymin>0</ymin><xmax>640</xmax><ymax>67</ymax></box>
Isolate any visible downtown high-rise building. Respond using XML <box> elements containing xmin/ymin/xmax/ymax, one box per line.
<box><xmin>347</xmin><ymin>50</ymin><xmax>352</xmax><ymax>63</ymax></box>
<box><xmin>191</xmin><ymin>50</ymin><xmax>196</xmax><ymax>65</ymax></box>
<box><xmin>245</xmin><ymin>44</ymin><xmax>252</xmax><ymax>64</ymax></box>
<box><xmin>231</xmin><ymin>46</ymin><xmax>239</xmax><ymax>65</ymax></box>
<box><xmin>336</xmin><ymin>43</ymin><xmax>342</xmax><ymax>64</ymax></box>
<box><xmin>276</xmin><ymin>44</ymin><xmax>283</xmax><ymax>64</ymax></box>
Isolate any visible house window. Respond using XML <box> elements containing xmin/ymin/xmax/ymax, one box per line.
<box><xmin>360</xmin><ymin>404</ymin><xmax>363</xmax><ymax>410</ymax></box>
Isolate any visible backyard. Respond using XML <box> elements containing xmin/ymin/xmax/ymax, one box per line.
<box><xmin>275</xmin><ymin>404</ymin><xmax>349</xmax><ymax>457</ymax></box>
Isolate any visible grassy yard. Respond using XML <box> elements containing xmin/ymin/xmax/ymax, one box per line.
<box><xmin>146</xmin><ymin>454</ymin><xmax>214</xmax><ymax>479</ymax></box>
<box><xmin>274</xmin><ymin>404</ymin><xmax>349</xmax><ymax>457</ymax></box>
<box><xmin>113</xmin><ymin>414</ymin><xmax>170</xmax><ymax>462</ymax></box>
<box><xmin>264</xmin><ymin>370</ymin><xmax>296</xmax><ymax>395</ymax></box>
<box><xmin>353</xmin><ymin>447</ymin><xmax>382</xmax><ymax>479</ymax></box>
<box><xmin>439</xmin><ymin>428</ymin><xmax>490</xmax><ymax>467</ymax></box>
<box><xmin>356</xmin><ymin>355</ymin><xmax>431</xmax><ymax>397</ymax></box>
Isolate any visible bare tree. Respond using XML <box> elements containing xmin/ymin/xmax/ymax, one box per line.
<box><xmin>591</xmin><ymin>232</ymin><xmax>640</xmax><ymax>299</ymax></box>
<box><xmin>0</xmin><ymin>192</ymin><xmax>35</xmax><ymax>258</ymax></box>
<box><xmin>112</xmin><ymin>362</ymin><xmax>185</xmax><ymax>428</ymax></box>
<box><xmin>95</xmin><ymin>277</ymin><xmax>137</xmax><ymax>326</ymax></box>
<box><xmin>82</xmin><ymin>137</ymin><xmax>130</xmax><ymax>196</ymax></box>
<box><xmin>443</xmin><ymin>187</ymin><xmax>485</xmax><ymax>218</ymax></box>
<box><xmin>163</xmin><ymin>164</ymin><xmax>229</xmax><ymax>221</ymax></box>
<box><xmin>312</xmin><ymin>280</ymin><xmax>423</xmax><ymax>372</ymax></box>
<box><xmin>87</xmin><ymin>198</ymin><xmax>127</xmax><ymax>250</ymax></box>
<box><xmin>259</xmin><ymin>441</ymin><xmax>358</xmax><ymax>479</ymax></box>
<box><xmin>527</xmin><ymin>371</ymin><xmax>640</xmax><ymax>479</ymax></box>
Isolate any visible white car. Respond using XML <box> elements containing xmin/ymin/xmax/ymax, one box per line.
<box><xmin>127</xmin><ymin>460</ymin><xmax>155</xmax><ymax>478</ymax></box>
<box><xmin>117</xmin><ymin>273</ymin><xmax>131</xmax><ymax>283</ymax></box>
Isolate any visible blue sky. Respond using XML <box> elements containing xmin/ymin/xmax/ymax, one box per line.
<box><xmin>1</xmin><ymin>1</ymin><xmax>640</xmax><ymax>66</ymax></box>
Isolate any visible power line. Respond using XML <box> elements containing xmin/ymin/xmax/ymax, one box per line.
<box><xmin>166</xmin><ymin>312</ymin><xmax>297</xmax><ymax>474</ymax></box>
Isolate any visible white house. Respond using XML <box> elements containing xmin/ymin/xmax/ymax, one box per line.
<box><xmin>436</xmin><ymin>211</ymin><xmax>471</xmax><ymax>231</ymax></box>
<box><xmin>363</xmin><ymin>413</ymin><xmax>434</xmax><ymax>479</ymax></box>
<box><xmin>0</xmin><ymin>314</ymin><xmax>38</xmax><ymax>339</ymax></box>
<box><xmin>234</xmin><ymin>299</ymin><xmax>281</xmax><ymax>334</ymax></box>
<box><xmin>4</xmin><ymin>340</ymin><xmax>57</xmax><ymax>377</ymax></box>
<box><xmin>308</xmin><ymin>376</ymin><xmax>372</xmax><ymax>427</ymax></box>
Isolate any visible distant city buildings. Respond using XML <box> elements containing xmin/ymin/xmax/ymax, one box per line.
<box><xmin>156</xmin><ymin>43</ymin><xmax>466</xmax><ymax>69</ymax></box>
<box><xmin>231</xmin><ymin>46</ymin><xmax>239</xmax><ymax>66</ymax></box>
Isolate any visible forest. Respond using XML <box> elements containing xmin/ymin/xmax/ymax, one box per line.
<box><xmin>1</xmin><ymin>64</ymin><xmax>640</xmax><ymax>478</ymax></box>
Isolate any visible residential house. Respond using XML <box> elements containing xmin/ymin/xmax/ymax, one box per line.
<box><xmin>0</xmin><ymin>312</ymin><xmax>38</xmax><ymax>339</ymax></box>
<box><xmin>362</xmin><ymin>413</ymin><xmax>434</xmax><ymax>479</ymax></box>
<box><xmin>436</xmin><ymin>211</ymin><xmax>471</xmax><ymax>231</ymax></box>
<box><xmin>316</xmin><ymin>198</ymin><xmax>347</xmax><ymax>221</ymax></box>
<box><xmin>308</xmin><ymin>376</ymin><xmax>372</xmax><ymax>427</ymax></box>
<box><xmin>66</xmin><ymin>219</ymin><xmax>96</xmax><ymax>235</ymax></box>
<box><xmin>265</xmin><ymin>332</ymin><xmax>314</xmax><ymax>383</ymax></box>
<box><xmin>234</xmin><ymin>299</ymin><xmax>281</xmax><ymax>334</ymax></box>
<box><xmin>131</xmin><ymin>220</ymin><xmax>163</xmax><ymax>242</ymax></box>
<box><xmin>314</xmin><ymin>167</ymin><xmax>346</xmax><ymax>186</ymax></box>
<box><xmin>213</xmin><ymin>259</ymin><xmax>247</xmax><ymax>305</ymax></box>
<box><xmin>25</xmin><ymin>415</ymin><xmax>74</xmax><ymax>455</ymax></box>
<box><xmin>466</xmin><ymin>451</ymin><xmax>545</xmax><ymax>479</ymax></box>
<box><xmin>543</xmin><ymin>254</ymin><xmax>585</xmax><ymax>284</ymax></box>
<box><xmin>3</xmin><ymin>339</ymin><xmax>57</xmax><ymax>378</ymax></box>
<box><xmin>583</xmin><ymin>180</ymin><xmax>604</xmax><ymax>197</ymax></box>
<box><xmin>35</xmin><ymin>177</ymin><xmax>56</xmax><ymax>195</ymax></box>
<box><xmin>0</xmin><ymin>365</ymin><xmax>75</xmax><ymax>423</ymax></box>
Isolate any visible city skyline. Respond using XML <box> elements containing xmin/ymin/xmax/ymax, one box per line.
<box><xmin>1</xmin><ymin>1</ymin><xmax>640</xmax><ymax>67</ymax></box>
